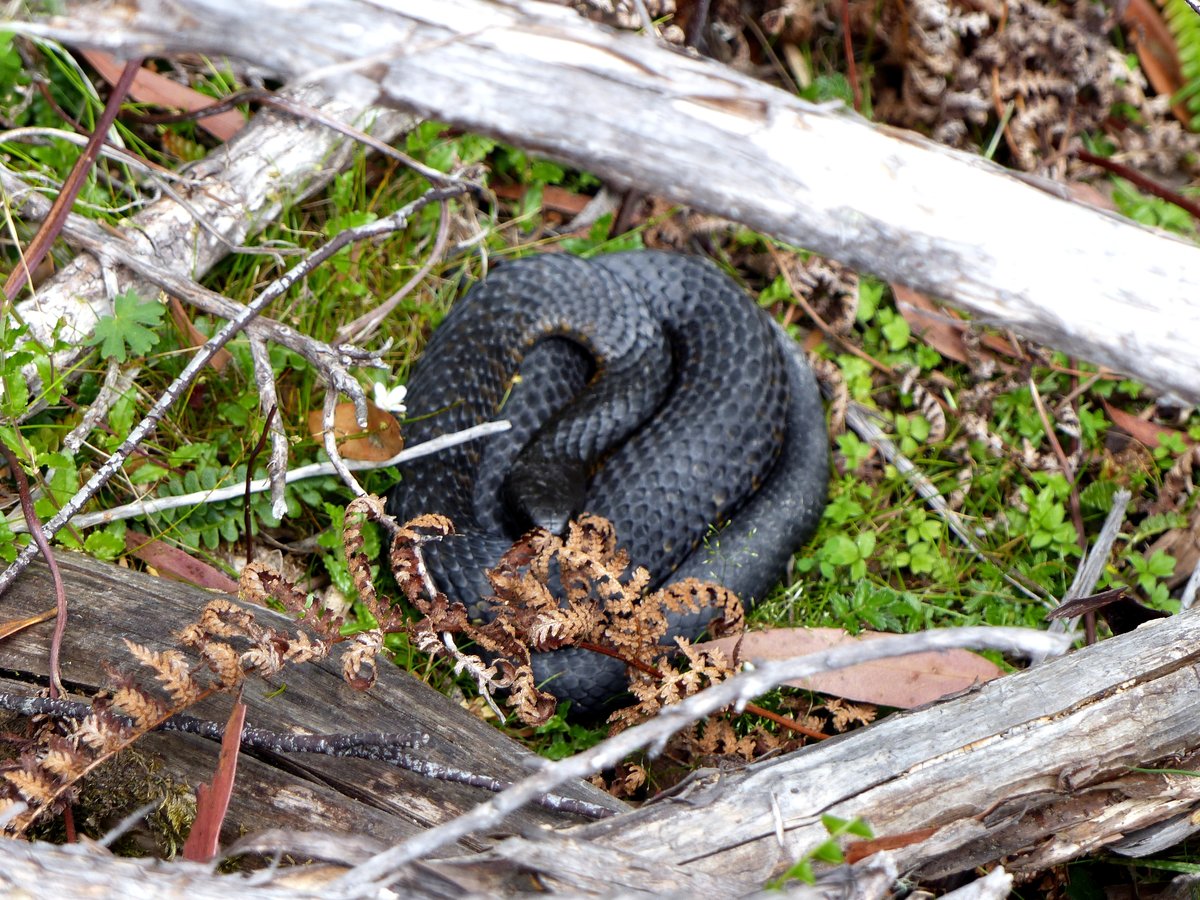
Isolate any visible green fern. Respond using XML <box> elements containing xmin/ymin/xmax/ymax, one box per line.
<box><xmin>1164</xmin><ymin>0</ymin><xmax>1200</xmax><ymax>130</ymax></box>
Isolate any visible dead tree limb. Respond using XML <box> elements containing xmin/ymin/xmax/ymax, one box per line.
<box><xmin>353</xmin><ymin>607</ymin><xmax>1200</xmax><ymax>894</ymax></box>
<box><xmin>12</xmin><ymin>0</ymin><xmax>1200</xmax><ymax>405</ymax></box>
<box><xmin>6</xmin><ymin>78</ymin><xmax>412</xmax><ymax>394</ymax></box>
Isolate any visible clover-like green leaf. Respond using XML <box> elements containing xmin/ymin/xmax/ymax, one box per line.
<box><xmin>88</xmin><ymin>290</ymin><xmax>166</xmax><ymax>362</ymax></box>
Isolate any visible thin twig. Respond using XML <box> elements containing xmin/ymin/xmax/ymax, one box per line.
<box><xmin>1076</xmin><ymin>149</ymin><xmax>1200</xmax><ymax>222</ymax></box>
<box><xmin>1</xmin><ymin>446</ymin><xmax>66</xmax><ymax>698</ymax></box>
<box><xmin>331</xmin><ymin>626</ymin><xmax>1071</xmax><ymax>894</ymax></box>
<box><xmin>1182</xmin><ymin>557</ymin><xmax>1200</xmax><ymax>611</ymax></box>
<box><xmin>62</xmin><ymin>360</ymin><xmax>137</xmax><ymax>453</ymax></box>
<box><xmin>3</xmin><ymin>57</ymin><xmax>143</xmax><ymax>301</ymax></box>
<box><xmin>6</xmin><ymin>420</ymin><xmax>510</xmax><ymax>534</ymax></box>
<box><xmin>243</xmin><ymin>405</ymin><xmax>276</xmax><ymax>564</ymax></box>
<box><xmin>1027</xmin><ymin>376</ymin><xmax>1085</xmax><ymax>549</ymax></box>
<box><xmin>844</xmin><ymin>401</ymin><xmax>1051</xmax><ymax>604</ymax></box>
<box><xmin>1042</xmin><ymin>489</ymin><xmax>1131</xmax><ymax>652</ymax></box>
<box><xmin>337</xmin><ymin>199</ymin><xmax>452</xmax><ymax>343</ymax></box>
<box><xmin>766</xmin><ymin>244</ymin><xmax>891</xmax><ymax>375</ymax></box>
<box><xmin>132</xmin><ymin>88</ymin><xmax>471</xmax><ymax>191</ymax></box>
<box><xmin>576</xmin><ymin>641</ymin><xmax>826</xmax><ymax>740</ymax></box>
<box><xmin>0</xmin><ymin>186</ymin><xmax>466</xmax><ymax>596</ymax></box>
<box><xmin>322</xmin><ymin>391</ymin><xmax>367</xmax><ymax>498</ymax></box>
<box><xmin>247</xmin><ymin>337</ymin><xmax>288</xmax><ymax>517</ymax></box>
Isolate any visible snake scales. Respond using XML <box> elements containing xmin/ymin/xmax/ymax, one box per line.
<box><xmin>387</xmin><ymin>250</ymin><xmax>828</xmax><ymax>715</ymax></box>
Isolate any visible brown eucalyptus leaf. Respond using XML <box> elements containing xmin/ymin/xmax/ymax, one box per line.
<box><xmin>126</xmin><ymin>531</ymin><xmax>239</xmax><ymax>593</ymax></box>
<box><xmin>83</xmin><ymin>51</ymin><xmax>248</xmax><ymax>141</ymax></box>
<box><xmin>1102</xmin><ymin>400</ymin><xmax>1192</xmax><ymax>450</ymax></box>
<box><xmin>698</xmin><ymin>627</ymin><xmax>1004</xmax><ymax>709</ymax></box>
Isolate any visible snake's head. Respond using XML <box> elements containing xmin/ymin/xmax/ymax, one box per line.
<box><xmin>502</xmin><ymin>454</ymin><xmax>588</xmax><ymax>537</ymax></box>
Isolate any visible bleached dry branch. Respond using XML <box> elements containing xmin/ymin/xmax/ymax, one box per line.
<box><xmin>4</xmin><ymin>80</ymin><xmax>412</xmax><ymax>397</ymax></box>
<box><xmin>332</xmin><ymin>626</ymin><xmax>1070</xmax><ymax>893</ymax></box>
<box><xmin>6</xmin><ymin>420</ymin><xmax>510</xmax><ymax>533</ymax></box>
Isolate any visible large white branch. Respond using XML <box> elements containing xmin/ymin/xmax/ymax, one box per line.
<box><xmin>12</xmin><ymin>0</ymin><xmax>1200</xmax><ymax>403</ymax></box>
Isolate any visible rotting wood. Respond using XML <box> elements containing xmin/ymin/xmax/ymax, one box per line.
<box><xmin>11</xmin><ymin>0</ymin><xmax>1200</xmax><ymax>406</ymax></box>
<box><xmin>0</xmin><ymin>553</ymin><xmax>624</xmax><ymax>850</ymax></box>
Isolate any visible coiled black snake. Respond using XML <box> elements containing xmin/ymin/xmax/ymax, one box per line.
<box><xmin>387</xmin><ymin>250</ymin><xmax>828</xmax><ymax>715</ymax></box>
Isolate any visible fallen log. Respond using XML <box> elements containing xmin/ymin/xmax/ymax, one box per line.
<box><xmin>0</xmin><ymin>552</ymin><xmax>624</xmax><ymax>849</ymax></box>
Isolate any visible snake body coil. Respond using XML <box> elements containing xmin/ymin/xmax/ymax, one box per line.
<box><xmin>388</xmin><ymin>251</ymin><xmax>828</xmax><ymax>715</ymax></box>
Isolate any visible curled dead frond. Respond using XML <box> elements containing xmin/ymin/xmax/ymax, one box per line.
<box><xmin>608</xmin><ymin>635</ymin><xmax>740</xmax><ymax>733</ymax></box>
<box><xmin>238</xmin><ymin>562</ymin><xmax>342</xmax><ymax>640</ymax></box>
<box><xmin>391</xmin><ymin>511</ymin><xmax>747</xmax><ymax>728</ymax></box>
<box><xmin>867</xmin><ymin>0</ymin><xmax>1198</xmax><ymax>176</ymax></box>
<box><xmin>342</xmin><ymin>630</ymin><xmax>385</xmax><ymax>691</ymax></box>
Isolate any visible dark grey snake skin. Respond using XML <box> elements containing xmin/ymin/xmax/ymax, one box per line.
<box><xmin>387</xmin><ymin>250</ymin><xmax>828</xmax><ymax>715</ymax></box>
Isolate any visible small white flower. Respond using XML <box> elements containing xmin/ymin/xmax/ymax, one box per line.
<box><xmin>372</xmin><ymin>381</ymin><xmax>408</xmax><ymax>414</ymax></box>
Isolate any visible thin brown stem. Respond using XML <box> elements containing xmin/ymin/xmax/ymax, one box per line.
<box><xmin>1077</xmin><ymin>148</ymin><xmax>1200</xmax><ymax>221</ymax></box>
<box><xmin>3</xmin><ymin>58</ymin><xmax>143</xmax><ymax>302</ymax></box>
<box><xmin>1</xmin><ymin>445</ymin><xmax>66</xmax><ymax>699</ymax></box>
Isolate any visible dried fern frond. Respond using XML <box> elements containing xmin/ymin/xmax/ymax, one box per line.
<box><xmin>123</xmin><ymin>642</ymin><xmax>204</xmax><ymax>708</ymax></box>
<box><xmin>2</xmin><ymin>592</ymin><xmax>340</xmax><ymax>835</ymax></box>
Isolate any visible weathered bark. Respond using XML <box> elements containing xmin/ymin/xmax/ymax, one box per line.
<box><xmin>13</xmin><ymin>0</ymin><xmax>1200</xmax><ymax>406</ymax></box>
<box><xmin>5</xmin><ymin>577</ymin><xmax>1200</xmax><ymax>895</ymax></box>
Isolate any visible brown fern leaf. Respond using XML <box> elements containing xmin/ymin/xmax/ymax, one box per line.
<box><xmin>239</xmin><ymin>641</ymin><xmax>285</xmax><ymax>679</ymax></box>
<box><xmin>190</xmin><ymin>597</ymin><xmax>267</xmax><ymax>643</ymax></box>
<box><xmin>38</xmin><ymin>737</ymin><xmax>89</xmax><ymax>781</ymax></box>
<box><xmin>660</xmin><ymin>580</ymin><xmax>745</xmax><ymax>638</ymax></box>
<box><xmin>199</xmin><ymin>641</ymin><xmax>243</xmax><ymax>690</ymax></box>
<box><xmin>124</xmin><ymin>641</ymin><xmax>204</xmax><ymax>708</ymax></box>
<box><xmin>826</xmin><ymin>698</ymin><xmax>877</xmax><ymax>732</ymax></box>
<box><xmin>389</xmin><ymin>513</ymin><xmax>454</xmax><ymax>608</ymax></box>
<box><xmin>597</xmin><ymin>761</ymin><xmax>648</xmax><ymax>800</ymax></box>
<box><xmin>344</xmin><ymin>495</ymin><xmax>388</xmax><ymax>608</ymax></box>
<box><xmin>237</xmin><ymin>562</ymin><xmax>341</xmax><ymax>639</ymax></box>
<box><xmin>900</xmin><ymin>367</ymin><xmax>948</xmax><ymax>443</ymax></box>
<box><xmin>504</xmin><ymin>665</ymin><xmax>557</xmax><ymax>726</ymax></box>
<box><xmin>4</xmin><ymin>760</ymin><xmax>61</xmax><ymax>805</ymax></box>
<box><xmin>284</xmin><ymin>629</ymin><xmax>332</xmax><ymax>666</ymax></box>
<box><xmin>693</xmin><ymin>718</ymin><xmax>761</xmax><ymax>760</ymax></box>
<box><xmin>529</xmin><ymin>602</ymin><xmax>603</xmax><ymax>651</ymax></box>
<box><xmin>111</xmin><ymin>682</ymin><xmax>171</xmax><ymax>731</ymax></box>
<box><xmin>341</xmin><ymin>629</ymin><xmax>384</xmax><ymax>690</ymax></box>
<box><xmin>74</xmin><ymin>707</ymin><xmax>132</xmax><ymax>755</ymax></box>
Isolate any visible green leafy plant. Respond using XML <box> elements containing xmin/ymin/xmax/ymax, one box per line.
<box><xmin>767</xmin><ymin>815</ymin><xmax>874</xmax><ymax>888</ymax></box>
<box><xmin>1126</xmin><ymin>550</ymin><xmax>1178</xmax><ymax>608</ymax></box>
<box><xmin>1164</xmin><ymin>0</ymin><xmax>1200</xmax><ymax>131</ymax></box>
<box><xmin>88</xmin><ymin>290</ymin><xmax>166</xmax><ymax>362</ymax></box>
